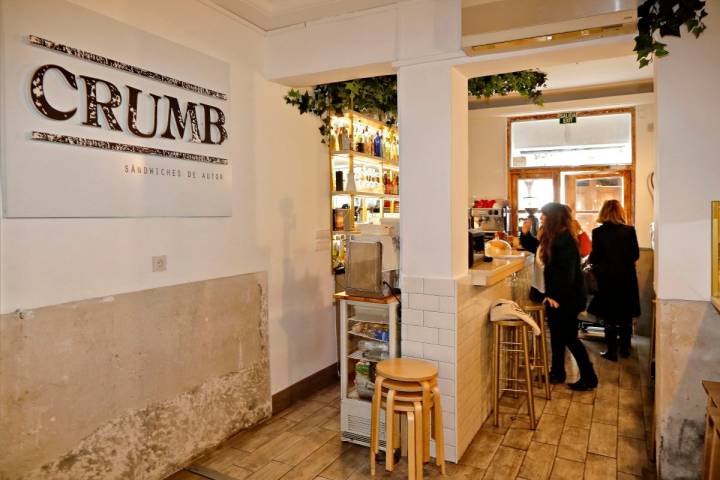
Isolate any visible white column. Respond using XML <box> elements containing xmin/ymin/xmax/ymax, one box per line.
<box><xmin>397</xmin><ymin>60</ymin><xmax>468</xmax><ymax>462</ymax></box>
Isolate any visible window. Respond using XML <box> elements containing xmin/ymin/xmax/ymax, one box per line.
<box><xmin>507</xmin><ymin>108</ymin><xmax>635</xmax><ymax>234</ymax></box>
<box><xmin>510</xmin><ymin>112</ymin><xmax>632</xmax><ymax>168</ymax></box>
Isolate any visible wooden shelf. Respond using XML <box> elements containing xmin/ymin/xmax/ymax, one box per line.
<box><xmin>329</xmin><ymin>110</ymin><xmax>399</xmax><ymax>275</ymax></box>
<box><xmin>331</xmin><ymin>150</ymin><xmax>398</xmax><ymax>170</ymax></box>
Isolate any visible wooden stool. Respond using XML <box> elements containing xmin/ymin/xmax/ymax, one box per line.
<box><xmin>705</xmin><ymin>408</ymin><xmax>720</xmax><ymax>480</ymax></box>
<box><xmin>493</xmin><ymin>320</ymin><xmax>536</xmax><ymax>429</ymax></box>
<box><xmin>703</xmin><ymin>380</ymin><xmax>720</xmax><ymax>479</ymax></box>
<box><xmin>523</xmin><ymin>304</ymin><xmax>551</xmax><ymax>400</ymax></box>
<box><xmin>370</xmin><ymin>359</ymin><xmax>446</xmax><ymax>478</ymax></box>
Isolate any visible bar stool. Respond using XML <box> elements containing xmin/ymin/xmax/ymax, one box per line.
<box><xmin>493</xmin><ymin>319</ymin><xmax>536</xmax><ymax>429</ymax></box>
<box><xmin>370</xmin><ymin>358</ymin><xmax>446</xmax><ymax>479</ymax></box>
<box><xmin>523</xmin><ymin>304</ymin><xmax>551</xmax><ymax>399</ymax></box>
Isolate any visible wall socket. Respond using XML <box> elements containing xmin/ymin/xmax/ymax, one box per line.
<box><xmin>152</xmin><ymin>255</ymin><xmax>167</xmax><ymax>272</ymax></box>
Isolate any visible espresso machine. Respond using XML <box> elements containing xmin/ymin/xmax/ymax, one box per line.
<box><xmin>468</xmin><ymin>206</ymin><xmax>509</xmax><ymax>267</ymax></box>
<box><xmin>470</xmin><ymin>206</ymin><xmax>509</xmax><ymax>233</ymax></box>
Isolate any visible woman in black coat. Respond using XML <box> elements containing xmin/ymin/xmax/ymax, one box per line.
<box><xmin>588</xmin><ymin>200</ymin><xmax>641</xmax><ymax>361</ymax></box>
<box><xmin>524</xmin><ymin>203</ymin><xmax>598</xmax><ymax>391</ymax></box>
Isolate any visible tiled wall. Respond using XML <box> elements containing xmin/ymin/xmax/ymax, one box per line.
<box><xmin>401</xmin><ymin>276</ymin><xmax>458</xmax><ymax>461</ymax></box>
<box><xmin>401</xmin><ymin>264</ymin><xmax>532</xmax><ymax>462</ymax></box>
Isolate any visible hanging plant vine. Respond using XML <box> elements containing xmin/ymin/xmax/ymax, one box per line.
<box><xmin>284</xmin><ymin>69</ymin><xmax>547</xmax><ymax>143</ymax></box>
<box><xmin>468</xmin><ymin>70</ymin><xmax>548</xmax><ymax>105</ymax></box>
<box><xmin>284</xmin><ymin>75</ymin><xmax>397</xmax><ymax>143</ymax></box>
<box><xmin>634</xmin><ymin>0</ymin><xmax>709</xmax><ymax>67</ymax></box>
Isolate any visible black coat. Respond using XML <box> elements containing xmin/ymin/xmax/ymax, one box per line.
<box><xmin>544</xmin><ymin>231</ymin><xmax>586</xmax><ymax>316</ymax></box>
<box><xmin>587</xmin><ymin>223</ymin><xmax>641</xmax><ymax>319</ymax></box>
<box><xmin>521</xmin><ymin>231</ymin><xmax>586</xmax><ymax>314</ymax></box>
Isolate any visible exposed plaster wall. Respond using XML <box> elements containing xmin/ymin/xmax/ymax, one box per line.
<box><xmin>0</xmin><ymin>273</ymin><xmax>270</xmax><ymax>480</ymax></box>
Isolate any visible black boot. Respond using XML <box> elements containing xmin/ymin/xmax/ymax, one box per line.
<box><xmin>601</xmin><ymin>321</ymin><xmax>618</xmax><ymax>361</ymax></box>
<box><xmin>569</xmin><ymin>364</ymin><xmax>598</xmax><ymax>391</ymax></box>
<box><xmin>619</xmin><ymin>319</ymin><xmax>632</xmax><ymax>358</ymax></box>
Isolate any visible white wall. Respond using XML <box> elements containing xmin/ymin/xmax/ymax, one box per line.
<box><xmin>654</xmin><ymin>0</ymin><xmax>720</xmax><ymax>301</ymax></box>
<box><xmin>468</xmin><ymin>112</ymin><xmax>507</xmax><ymax>202</ymax></box>
<box><xmin>0</xmin><ymin>0</ymin><xmax>335</xmax><ymax>395</ymax></box>
<box><xmin>468</xmin><ymin>97</ymin><xmax>656</xmax><ymax>248</ymax></box>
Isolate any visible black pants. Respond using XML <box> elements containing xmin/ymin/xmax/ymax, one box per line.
<box><xmin>604</xmin><ymin>317</ymin><xmax>632</xmax><ymax>354</ymax></box>
<box><xmin>546</xmin><ymin>306</ymin><xmax>595</xmax><ymax>380</ymax></box>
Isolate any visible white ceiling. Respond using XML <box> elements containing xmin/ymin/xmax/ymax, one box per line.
<box><xmin>208</xmin><ymin>0</ymin><xmax>400</xmax><ymax>30</ymax></box>
<box><xmin>541</xmin><ymin>56</ymin><xmax>653</xmax><ymax>91</ymax></box>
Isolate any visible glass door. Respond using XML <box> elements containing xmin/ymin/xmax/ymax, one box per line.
<box><xmin>510</xmin><ymin>174</ymin><xmax>557</xmax><ymax>234</ymax></box>
<box><xmin>564</xmin><ymin>172</ymin><xmax>630</xmax><ymax>233</ymax></box>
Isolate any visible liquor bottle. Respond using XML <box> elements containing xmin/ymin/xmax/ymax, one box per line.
<box><xmin>339</xmin><ymin>127</ymin><xmax>350</xmax><ymax>150</ymax></box>
<box><xmin>374</xmin><ymin>132</ymin><xmax>382</xmax><ymax>157</ymax></box>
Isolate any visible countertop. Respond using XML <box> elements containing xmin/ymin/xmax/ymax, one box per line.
<box><xmin>469</xmin><ymin>251</ymin><xmax>533</xmax><ymax>287</ymax></box>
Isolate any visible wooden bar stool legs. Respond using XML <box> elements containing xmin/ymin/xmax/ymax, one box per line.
<box><xmin>431</xmin><ymin>384</ymin><xmax>446</xmax><ymax>475</ymax></box>
<box><xmin>493</xmin><ymin>320</ymin><xmax>537</xmax><ymax>429</ymax></box>
<box><xmin>525</xmin><ymin>305</ymin><xmax>551</xmax><ymax>400</ymax></box>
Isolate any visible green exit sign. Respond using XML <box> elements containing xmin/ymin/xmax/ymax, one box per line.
<box><xmin>559</xmin><ymin>112</ymin><xmax>577</xmax><ymax>124</ymax></box>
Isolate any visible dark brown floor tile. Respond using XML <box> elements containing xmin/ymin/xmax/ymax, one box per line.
<box><xmin>544</xmin><ymin>398</ymin><xmax>571</xmax><ymax>417</ymax></box>
<box><xmin>458</xmin><ymin>430</ymin><xmax>504</xmax><ymax>470</ymax></box>
<box><xmin>556</xmin><ymin>426</ymin><xmax>589</xmax><ymax>463</ymax></box>
<box><xmin>502</xmin><ymin>428</ymin><xmax>534</xmax><ymax>451</ymax></box>
<box><xmin>274</xmin><ymin>429</ymin><xmax>337</xmax><ymax>466</ymax></box>
<box><xmin>584</xmin><ymin>453</ymin><xmax>616</xmax><ymax>480</ymax></box>
<box><xmin>587</xmin><ymin>423</ymin><xmax>617</xmax><ymax>458</ymax></box>
<box><xmin>532</xmin><ymin>414</ymin><xmax>565</xmax><ymax>446</ymax></box>
<box><xmin>247</xmin><ymin>461</ymin><xmax>292</xmax><ymax>480</ymax></box>
<box><xmin>592</xmin><ymin>401</ymin><xmax>618</xmax><ymax>426</ymax></box>
<box><xmin>618</xmin><ymin>409</ymin><xmax>645</xmax><ymax>439</ymax></box>
<box><xmin>549</xmin><ymin>457</ymin><xmax>584</xmax><ymax>479</ymax></box>
<box><xmin>617</xmin><ymin>436</ymin><xmax>648</xmax><ymax>476</ymax></box>
<box><xmin>565</xmin><ymin>402</ymin><xmax>593</xmax><ymax>429</ymax></box>
<box><xmin>320</xmin><ymin>444</ymin><xmax>367</xmax><ymax>480</ymax></box>
<box><xmin>229</xmin><ymin>417</ymin><xmax>296</xmax><ymax>452</ymax></box>
<box><xmin>481</xmin><ymin>446</ymin><xmax>525</xmax><ymax>480</ymax></box>
<box><xmin>518</xmin><ymin>441</ymin><xmax>556</xmax><ymax>480</ymax></box>
<box><xmin>280</xmin><ymin>438</ymin><xmax>347</xmax><ymax>480</ymax></box>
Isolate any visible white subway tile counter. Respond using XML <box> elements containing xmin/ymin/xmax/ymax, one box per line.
<box><xmin>400</xmin><ymin>258</ymin><xmax>534</xmax><ymax>462</ymax></box>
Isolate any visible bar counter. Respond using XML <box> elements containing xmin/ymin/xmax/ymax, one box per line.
<box><xmin>469</xmin><ymin>251</ymin><xmax>533</xmax><ymax>287</ymax></box>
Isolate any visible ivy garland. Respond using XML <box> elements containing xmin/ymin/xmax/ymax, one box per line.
<box><xmin>284</xmin><ymin>75</ymin><xmax>397</xmax><ymax>144</ymax></box>
<box><xmin>634</xmin><ymin>0</ymin><xmax>709</xmax><ymax>67</ymax></box>
<box><xmin>284</xmin><ymin>70</ymin><xmax>547</xmax><ymax>143</ymax></box>
<box><xmin>468</xmin><ymin>70</ymin><xmax>547</xmax><ymax>105</ymax></box>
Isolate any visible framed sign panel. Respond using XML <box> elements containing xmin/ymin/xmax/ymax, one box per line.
<box><xmin>0</xmin><ymin>0</ymin><xmax>232</xmax><ymax>217</ymax></box>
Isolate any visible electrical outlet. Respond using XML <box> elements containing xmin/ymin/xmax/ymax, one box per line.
<box><xmin>152</xmin><ymin>255</ymin><xmax>167</xmax><ymax>272</ymax></box>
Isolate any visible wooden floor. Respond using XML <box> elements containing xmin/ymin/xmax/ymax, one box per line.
<box><xmin>167</xmin><ymin>336</ymin><xmax>654</xmax><ymax>480</ymax></box>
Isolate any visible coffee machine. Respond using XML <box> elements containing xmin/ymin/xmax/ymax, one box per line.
<box><xmin>470</xmin><ymin>206</ymin><xmax>509</xmax><ymax>233</ymax></box>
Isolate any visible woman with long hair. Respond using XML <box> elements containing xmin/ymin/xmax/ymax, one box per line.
<box><xmin>588</xmin><ymin>199</ymin><xmax>641</xmax><ymax>361</ymax></box>
<box><xmin>522</xmin><ymin>203</ymin><xmax>598</xmax><ymax>390</ymax></box>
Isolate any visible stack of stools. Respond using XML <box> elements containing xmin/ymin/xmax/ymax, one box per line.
<box><xmin>522</xmin><ymin>304</ymin><xmax>551</xmax><ymax>400</ymax></box>
<box><xmin>370</xmin><ymin>358</ymin><xmax>445</xmax><ymax>479</ymax></box>
<box><xmin>492</xmin><ymin>319</ymin><xmax>537</xmax><ymax>429</ymax></box>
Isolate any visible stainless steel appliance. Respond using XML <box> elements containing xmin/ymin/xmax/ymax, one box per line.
<box><xmin>470</xmin><ymin>207</ymin><xmax>509</xmax><ymax>233</ymax></box>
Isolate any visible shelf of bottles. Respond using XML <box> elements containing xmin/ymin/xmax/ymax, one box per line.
<box><xmin>329</xmin><ymin>111</ymin><xmax>399</xmax><ymax>273</ymax></box>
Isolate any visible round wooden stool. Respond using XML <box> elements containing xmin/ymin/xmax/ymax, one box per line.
<box><xmin>493</xmin><ymin>319</ymin><xmax>536</xmax><ymax>429</ymax></box>
<box><xmin>370</xmin><ymin>358</ymin><xmax>446</xmax><ymax>479</ymax></box>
